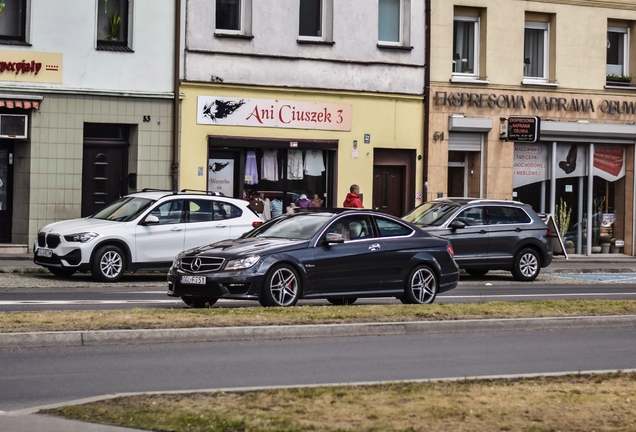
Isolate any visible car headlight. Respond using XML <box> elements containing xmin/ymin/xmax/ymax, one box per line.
<box><xmin>171</xmin><ymin>253</ymin><xmax>183</xmax><ymax>269</ymax></box>
<box><xmin>64</xmin><ymin>232</ymin><xmax>99</xmax><ymax>243</ymax></box>
<box><xmin>225</xmin><ymin>255</ymin><xmax>260</xmax><ymax>270</ymax></box>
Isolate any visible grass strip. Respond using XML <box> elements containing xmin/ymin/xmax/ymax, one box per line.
<box><xmin>2</xmin><ymin>299</ymin><xmax>636</xmax><ymax>333</ymax></box>
<box><xmin>43</xmin><ymin>372</ymin><xmax>636</xmax><ymax>432</ymax></box>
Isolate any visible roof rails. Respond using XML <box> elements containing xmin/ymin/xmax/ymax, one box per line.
<box><xmin>180</xmin><ymin>189</ymin><xmax>225</xmax><ymax>197</ymax></box>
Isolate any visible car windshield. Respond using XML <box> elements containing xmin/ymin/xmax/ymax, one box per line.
<box><xmin>403</xmin><ymin>202</ymin><xmax>460</xmax><ymax>227</ymax></box>
<box><xmin>246</xmin><ymin>213</ymin><xmax>333</xmax><ymax>240</ymax></box>
<box><xmin>91</xmin><ymin>197</ymin><xmax>155</xmax><ymax>222</ymax></box>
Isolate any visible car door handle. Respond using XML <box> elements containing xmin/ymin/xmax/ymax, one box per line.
<box><xmin>215</xmin><ymin>224</ymin><xmax>228</xmax><ymax>228</ymax></box>
<box><xmin>170</xmin><ymin>227</ymin><xmax>182</xmax><ymax>232</ymax></box>
<box><xmin>369</xmin><ymin>243</ymin><xmax>381</xmax><ymax>251</ymax></box>
<box><xmin>515</xmin><ymin>227</ymin><xmax>522</xmax><ymax>232</ymax></box>
<box><xmin>480</xmin><ymin>230</ymin><xmax>487</xmax><ymax>234</ymax></box>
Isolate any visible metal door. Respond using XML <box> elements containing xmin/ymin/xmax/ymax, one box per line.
<box><xmin>82</xmin><ymin>143</ymin><xmax>128</xmax><ymax>217</ymax></box>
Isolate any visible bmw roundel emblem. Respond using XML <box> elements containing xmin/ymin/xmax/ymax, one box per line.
<box><xmin>191</xmin><ymin>257</ymin><xmax>202</xmax><ymax>271</ymax></box>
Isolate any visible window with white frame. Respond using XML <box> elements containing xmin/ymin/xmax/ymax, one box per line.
<box><xmin>453</xmin><ymin>16</ymin><xmax>479</xmax><ymax>75</ymax></box>
<box><xmin>524</xmin><ymin>22</ymin><xmax>548</xmax><ymax>80</ymax></box>
<box><xmin>379</xmin><ymin>0</ymin><xmax>401</xmax><ymax>44</ymax></box>
<box><xmin>0</xmin><ymin>0</ymin><xmax>27</xmax><ymax>43</ymax></box>
<box><xmin>607</xmin><ymin>27</ymin><xmax>629</xmax><ymax>78</ymax></box>
<box><xmin>299</xmin><ymin>0</ymin><xmax>323</xmax><ymax>39</ymax></box>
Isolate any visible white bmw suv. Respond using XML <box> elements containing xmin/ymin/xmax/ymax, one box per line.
<box><xmin>34</xmin><ymin>190</ymin><xmax>262</xmax><ymax>282</ymax></box>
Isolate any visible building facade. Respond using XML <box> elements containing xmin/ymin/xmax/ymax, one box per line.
<box><xmin>180</xmin><ymin>0</ymin><xmax>426</xmax><ymax>217</ymax></box>
<box><xmin>0</xmin><ymin>0</ymin><xmax>178</xmax><ymax>250</ymax></box>
<box><xmin>430</xmin><ymin>0</ymin><xmax>636</xmax><ymax>255</ymax></box>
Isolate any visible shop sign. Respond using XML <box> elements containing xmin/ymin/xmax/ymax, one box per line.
<box><xmin>197</xmin><ymin>96</ymin><xmax>352</xmax><ymax>131</ymax></box>
<box><xmin>513</xmin><ymin>144</ymin><xmax>549</xmax><ymax>188</ymax></box>
<box><xmin>434</xmin><ymin>91</ymin><xmax>636</xmax><ymax>117</ymax></box>
<box><xmin>507</xmin><ymin>116</ymin><xmax>540</xmax><ymax>142</ymax></box>
<box><xmin>0</xmin><ymin>50</ymin><xmax>62</xmax><ymax>84</ymax></box>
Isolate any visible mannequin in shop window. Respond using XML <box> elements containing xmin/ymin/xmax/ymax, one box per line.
<box><xmin>295</xmin><ymin>194</ymin><xmax>312</xmax><ymax>209</ymax></box>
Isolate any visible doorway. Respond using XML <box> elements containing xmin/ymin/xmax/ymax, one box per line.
<box><xmin>448</xmin><ymin>151</ymin><xmax>466</xmax><ymax>197</ymax></box>
<box><xmin>0</xmin><ymin>141</ymin><xmax>13</xmax><ymax>242</ymax></box>
<box><xmin>81</xmin><ymin>124</ymin><xmax>130</xmax><ymax>217</ymax></box>
<box><xmin>372</xmin><ymin>165</ymin><xmax>405</xmax><ymax>216</ymax></box>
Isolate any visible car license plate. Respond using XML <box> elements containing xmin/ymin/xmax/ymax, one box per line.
<box><xmin>180</xmin><ymin>275</ymin><xmax>206</xmax><ymax>285</ymax></box>
<box><xmin>37</xmin><ymin>248</ymin><xmax>52</xmax><ymax>258</ymax></box>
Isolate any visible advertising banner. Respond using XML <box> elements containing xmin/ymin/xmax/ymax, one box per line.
<box><xmin>513</xmin><ymin>144</ymin><xmax>549</xmax><ymax>188</ymax></box>
<box><xmin>208</xmin><ymin>159</ymin><xmax>234</xmax><ymax>196</ymax></box>
<box><xmin>0</xmin><ymin>50</ymin><xmax>62</xmax><ymax>84</ymax></box>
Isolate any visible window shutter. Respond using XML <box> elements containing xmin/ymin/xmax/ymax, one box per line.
<box><xmin>448</xmin><ymin>132</ymin><xmax>482</xmax><ymax>152</ymax></box>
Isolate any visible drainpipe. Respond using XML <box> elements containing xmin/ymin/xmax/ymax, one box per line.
<box><xmin>423</xmin><ymin>0</ymin><xmax>431</xmax><ymax>202</ymax></box>
<box><xmin>172</xmin><ymin>0</ymin><xmax>182</xmax><ymax>192</ymax></box>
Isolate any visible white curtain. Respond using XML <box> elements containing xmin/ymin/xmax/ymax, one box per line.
<box><xmin>524</xmin><ymin>27</ymin><xmax>545</xmax><ymax>78</ymax></box>
<box><xmin>453</xmin><ymin>20</ymin><xmax>475</xmax><ymax>74</ymax></box>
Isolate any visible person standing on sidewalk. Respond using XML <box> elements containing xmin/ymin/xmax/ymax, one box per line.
<box><xmin>343</xmin><ymin>184</ymin><xmax>364</xmax><ymax>208</ymax></box>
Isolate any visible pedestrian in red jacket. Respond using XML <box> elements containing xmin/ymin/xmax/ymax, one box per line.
<box><xmin>343</xmin><ymin>184</ymin><xmax>364</xmax><ymax>208</ymax></box>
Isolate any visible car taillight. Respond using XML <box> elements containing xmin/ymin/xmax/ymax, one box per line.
<box><xmin>252</xmin><ymin>221</ymin><xmax>263</xmax><ymax>228</ymax></box>
<box><xmin>545</xmin><ymin>229</ymin><xmax>552</xmax><ymax>238</ymax></box>
<box><xmin>447</xmin><ymin>244</ymin><xmax>454</xmax><ymax>257</ymax></box>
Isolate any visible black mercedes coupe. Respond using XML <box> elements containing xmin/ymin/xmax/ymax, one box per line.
<box><xmin>167</xmin><ymin>209</ymin><xmax>459</xmax><ymax>308</ymax></box>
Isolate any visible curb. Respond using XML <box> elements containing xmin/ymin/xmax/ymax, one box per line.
<box><xmin>2</xmin><ymin>315</ymin><xmax>636</xmax><ymax>349</ymax></box>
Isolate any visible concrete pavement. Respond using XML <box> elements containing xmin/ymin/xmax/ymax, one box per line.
<box><xmin>1</xmin><ymin>252</ymin><xmax>636</xmax><ymax>432</ymax></box>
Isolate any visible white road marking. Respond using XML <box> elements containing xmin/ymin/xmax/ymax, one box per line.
<box><xmin>0</xmin><ymin>300</ymin><xmax>181</xmax><ymax>305</ymax></box>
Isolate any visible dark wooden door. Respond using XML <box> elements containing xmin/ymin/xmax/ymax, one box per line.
<box><xmin>82</xmin><ymin>143</ymin><xmax>128</xmax><ymax>217</ymax></box>
<box><xmin>0</xmin><ymin>142</ymin><xmax>13</xmax><ymax>243</ymax></box>
<box><xmin>372</xmin><ymin>165</ymin><xmax>405</xmax><ymax>217</ymax></box>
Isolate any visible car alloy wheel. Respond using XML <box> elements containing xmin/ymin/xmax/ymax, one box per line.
<box><xmin>91</xmin><ymin>245</ymin><xmax>125</xmax><ymax>282</ymax></box>
<box><xmin>401</xmin><ymin>265</ymin><xmax>438</xmax><ymax>304</ymax></box>
<box><xmin>512</xmin><ymin>247</ymin><xmax>540</xmax><ymax>281</ymax></box>
<box><xmin>260</xmin><ymin>264</ymin><xmax>300</xmax><ymax>307</ymax></box>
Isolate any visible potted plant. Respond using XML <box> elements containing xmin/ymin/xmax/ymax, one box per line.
<box><xmin>102</xmin><ymin>10</ymin><xmax>121</xmax><ymax>40</ymax></box>
<box><xmin>565</xmin><ymin>240</ymin><xmax>575</xmax><ymax>255</ymax></box>
<box><xmin>606</xmin><ymin>74</ymin><xmax>633</xmax><ymax>86</ymax></box>
<box><xmin>599</xmin><ymin>235</ymin><xmax>612</xmax><ymax>253</ymax></box>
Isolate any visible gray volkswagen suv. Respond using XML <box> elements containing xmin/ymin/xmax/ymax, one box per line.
<box><xmin>403</xmin><ymin>198</ymin><xmax>552</xmax><ymax>281</ymax></box>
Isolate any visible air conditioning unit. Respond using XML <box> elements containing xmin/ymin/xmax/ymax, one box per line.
<box><xmin>0</xmin><ymin>114</ymin><xmax>28</xmax><ymax>139</ymax></box>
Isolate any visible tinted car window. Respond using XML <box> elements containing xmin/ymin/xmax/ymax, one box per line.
<box><xmin>486</xmin><ymin>206</ymin><xmax>532</xmax><ymax>224</ymax></box>
<box><xmin>249</xmin><ymin>213</ymin><xmax>330</xmax><ymax>239</ymax></box>
<box><xmin>188</xmin><ymin>199</ymin><xmax>213</xmax><ymax>223</ymax></box>
<box><xmin>150</xmin><ymin>200</ymin><xmax>184</xmax><ymax>225</ymax></box>
<box><xmin>376</xmin><ymin>217</ymin><xmax>413</xmax><ymax>237</ymax></box>
<box><xmin>513</xmin><ymin>207</ymin><xmax>532</xmax><ymax>224</ymax></box>
<box><xmin>325</xmin><ymin>215</ymin><xmax>373</xmax><ymax>241</ymax></box>
<box><xmin>214</xmin><ymin>202</ymin><xmax>242</xmax><ymax>220</ymax></box>
<box><xmin>454</xmin><ymin>207</ymin><xmax>485</xmax><ymax>226</ymax></box>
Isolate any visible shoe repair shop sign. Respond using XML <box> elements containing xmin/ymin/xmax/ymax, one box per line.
<box><xmin>513</xmin><ymin>143</ymin><xmax>626</xmax><ymax>188</ymax></box>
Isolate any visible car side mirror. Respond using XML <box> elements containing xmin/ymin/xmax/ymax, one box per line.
<box><xmin>324</xmin><ymin>232</ymin><xmax>345</xmax><ymax>244</ymax></box>
<box><xmin>449</xmin><ymin>220</ymin><xmax>466</xmax><ymax>230</ymax></box>
<box><xmin>142</xmin><ymin>214</ymin><xmax>160</xmax><ymax>225</ymax></box>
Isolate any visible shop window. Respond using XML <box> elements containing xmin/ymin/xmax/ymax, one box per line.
<box><xmin>606</xmin><ymin>26</ymin><xmax>629</xmax><ymax>81</ymax></box>
<box><xmin>452</xmin><ymin>15</ymin><xmax>479</xmax><ymax>77</ymax></box>
<box><xmin>96</xmin><ymin>0</ymin><xmax>132</xmax><ymax>51</ymax></box>
<box><xmin>0</xmin><ymin>0</ymin><xmax>27</xmax><ymax>44</ymax></box>
<box><xmin>523</xmin><ymin>22</ymin><xmax>548</xmax><ymax>81</ymax></box>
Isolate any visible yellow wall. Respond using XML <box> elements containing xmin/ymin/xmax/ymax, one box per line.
<box><xmin>179</xmin><ymin>83</ymin><xmax>424</xmax><ymax>207</ymax></box>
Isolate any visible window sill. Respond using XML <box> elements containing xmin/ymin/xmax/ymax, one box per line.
<box><xmin>297</xmin><ymin>39</ymin><xmax>335</xmax><ymax>46</ymax></box>
<box><xmin>0</xmin><ymin>39</ymin><xmax>31</xmax><ymax>46</ymax></box>
<box><xmin>376</xmin><ymin>43</ymin><xmax>413</xmax><ymax>51</ymax></box>
<box><xmin>96</xmin><ymin>44</ymin><xmax>134</xmax><ymax>52</ymax></box>
<box><xmin>605</xmin><ymin>82</ymin><xmax>636</xmax><ymax>90</ymax></box>
<box><xmin>521</xmin><ymin>78</ymin><xmax>559</xmax><ymax>87</ymax></box>
<box><xmin>214</xmin><ymin>33</ymin><xmax>254</xmax><ymax>40</ymax></box>
<box><xmin>450</xmin><ymin>75</ymin><xmax>490</xmax><ymax>84</ymax></box>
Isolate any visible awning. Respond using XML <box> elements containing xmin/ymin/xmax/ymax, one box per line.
<box><xmin>0</xmin><ymin>99</ymin><xmax>40</xmax><ymax>110</ymax></box>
